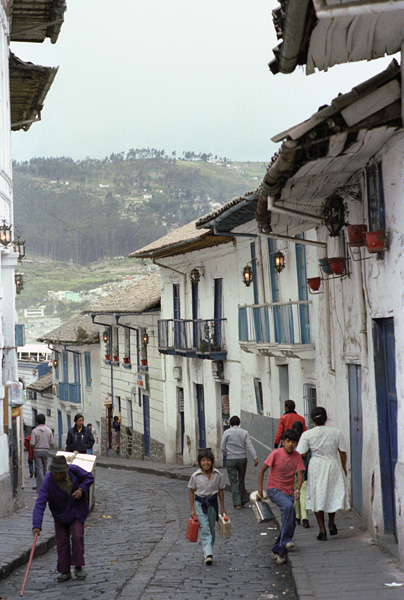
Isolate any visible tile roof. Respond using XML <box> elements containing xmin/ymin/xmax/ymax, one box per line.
<box><xmin>38</xmin><ymin>314</ymin><xmax>99</xmax><ymax>345</ymax></box>
<box><xmin>27</xmin><ymin>372</ymin><xmax>53</xmax><ymax>392</ymax></box>
<box><xmin>129</xmin><ymin>219</ymin><xmax>232</xmax><ymax>259</ymax></box>
<box><xmin>10</xmin><ymin>0</ymin><xmax>66</xmax><ymax>44</ymax></box>
<box><xmin>86</xmin><ymin>273</ymin><xmax>161</xmax><ymax>314</ymax></box>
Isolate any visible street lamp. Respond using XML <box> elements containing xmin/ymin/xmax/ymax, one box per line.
<box><xmin>15</xmin><ymin>273</ymin><xmax>24</xmax><ymax>294</ymax></box>
<box><xmin>323</xmin><ymin>193</ymin><xmax>346</xmax><ymax>237</ymax></box>
<box><xmin>142</xmin><ymin>332</ymin><xmax>149</xmax><ymax>346</ymax></box>
<box><xmin>102</xmin><ymin>330</ymin><xmax>109</xmax><ymax>343</ymax></box>
<box><xmin>13</xmin><ymin>237</ymin><xmax>26</xmax><ymax>260</ymax></box>
<box><xmin>0</xmin><ymin>220</ymin><xmax>12</xmax><ymax>247</ymax></box>
<box><xmin>242</xmin><ymin>265</ymin><xmax>253</xmax><ymax>287</ymax></box>
<box><xmin>273</xmin><ymin>250</ymin><xmax>285</xmax><ymax>273</ymax></box>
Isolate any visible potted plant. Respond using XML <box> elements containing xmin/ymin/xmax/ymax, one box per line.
<box><xmin>307</xmin><ymin>276</ymin><xmax>321</xmax><ymax>291</ymax></box>
<box><xmin>329</xmin><ymin>257</ymin><xmax>346</xmax><ymax>275</ymax></box>
<box><xmin>347</xmin><ymin>224</ymin><xmax>367</xmax><ymax>247</ymax></box>
<box><xmin>105</xmin><ymin>343</ymin><xmax>111</xmax><ymax>361</ymax></box>
<box><xmin>365</xmin><ymin>230</ymin><xmax>387</xmax><ymax>253</ymax></box>
<box><xmin>113</xmin><ymin>346</ymin><xmax>119</xmax><ymax>362</ymax></box>
<box><xmin>123</xmin><ymin>353</ymin><xmax>131</xmax><ymax>364</ymax></box>
<box><xmin>140</xmin><ymin>345</ymin><xmax>147</xmax><ymax>366</ymax></box>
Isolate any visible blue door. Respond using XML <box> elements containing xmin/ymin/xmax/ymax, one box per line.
<box><xmin>348</xmin><ymin>365</ymin><xmax>363</xmax><ymax>515</ymax></box>
<box><xmin>173</xmin><ymin>284</ymin><xmax>181</xmax><ymax>348</ymax></box>
<box><xmin>373</xmin><ymin>318</ymin><xmax>397</xmax><ymax>535</ymax></box>
<box><xmin>58</xmin><ymin>410</ymin><xmax>63</xmax><ymax>449</ymax></box>
<box><xmin>143</xmin><ymin>394</ymin><xmax>150</xmax><ymax>456</ymax></box>
<box><xmin>196</xmin><ymin>384</ymin><xmax>206</xmax><ymax>449</ymax></box>
<box><xmin>214</xmin><ymin>278</ymin><xmax>223</xmax><ymax>349</ymax></box>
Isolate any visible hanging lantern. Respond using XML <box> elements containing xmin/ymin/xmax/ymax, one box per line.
<box><xmin>273</xmin><ymin>250</ymin><xmax>285</xmax><ymax>273</ymax></box>
<box><xmin>102</xmin><ymin>330</ymin><xmax>109</xmax><ymax>343</ymax></box>
<box><xmin>323</xmin><ymin>193</ymin><xmax>345</xmax><ymax>237</ymax></box>
<box><xmin>190</xmin><ymin>268</ymin><xmax>200</xmax><ymax>284</ymax></box>
<box><xmin>242</xmin><ymin>265</ymin><xmax>253</xmax><ymax>287</ymax></box>
<box><xmin>15</xmin><ymin>273</ymin><xmax>23</xmax><ymax>294</ymax></box>
<box><xmin>0</xmin><ymin>220</ymin><xmax>12</xmax><ymax>247</ymax></box>
<box><xmin>13</xmin><ymin>237</ymin><xmax>26</xmax><ymax>260</ymax></box>
<box><xmin>52</xmin><ymin>357</ymin><xmax>58</xmax><ymax>369</ymax></box>
<box><xmin>142</xmin><ymin>331</ymin><xmax>149</xmax><ymax>345</ymax></box>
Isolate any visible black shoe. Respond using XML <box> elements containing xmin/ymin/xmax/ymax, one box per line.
<box><xmin>302</xmin><ymin>519</ymin><xmax>310</xmax><ymax>528</ymax></box>
<box><xmin>329</xmin><ymin>523</ymin><xmax>338</xmax><ymax>536</ymax></box>
<box><xmin>317</xmin><ymin>531</ymin><xmax>327</xmax><ymax>541</ymax></box>
<box><xmin>295</xmin><ymin>518</ymin><xmax>301</xmax><ymax>525</ymax></box>
<box><xmin>204</xmin><ymin>556</ymin><xmax>213</xmax><ymax>565</ymax></box>
<box><xmin>57</xmin><ymin>572</ymin><xmax>71</xmax><ymax>582</ymax></box>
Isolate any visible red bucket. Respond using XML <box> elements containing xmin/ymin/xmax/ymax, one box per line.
<box><xmin>307</xmin><ymin>277</ymin><xmax>321</xmax><ymax>291</ymax></box>
<box><xmin>347</xmin><ymin>224</ymin><xmax>367</xmax><ymax>247</ymax></box>
<box><xmin>366</xmin><ymin>230</ymin><xmax>387</xmax><ymax>253</ymax></box>
<box><xmin>329</xmin><ymin>257</ymin><xmax>346</xmax><ymax>275</ymax></box>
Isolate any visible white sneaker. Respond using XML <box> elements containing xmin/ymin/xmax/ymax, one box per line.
<box><xmin>271</xmin><ymin>552</ymin><xmax>286</xmax><ymax>564</ymax></box>
<box><xmin>285</xmin><ymin>541</ymin><xmax>295</xmax><ymax>549</ymax></box>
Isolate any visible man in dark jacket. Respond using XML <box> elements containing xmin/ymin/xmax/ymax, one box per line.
<box><xmin>66</xmin><ymin>414</ymin><xmax>94</xmax><ymax>454</ymax></box>
<box><xmin>32</xmin><ymin>455</ymin><xmax>94</xmax><ymax>582</ymax></box>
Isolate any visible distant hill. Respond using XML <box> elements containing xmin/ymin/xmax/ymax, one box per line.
<box><xmin>13</xmin><ymin>150</ymin><xmax>265</xmax><ymax>265</ymax></box>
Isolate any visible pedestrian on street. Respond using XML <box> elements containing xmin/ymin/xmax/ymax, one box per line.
<box><xmin>30</xmin><ymin>414</ymin><xmax>54</xmax><ymax>490</ymax></box>
<box><xmin>32</xmin><ymin>455</ymin><xmax>94</xmax><ymax>582</ymax></box>
<box><xmin>296</xmin><ymin>406</ymin><xmax>349</xmax><ymax>541</ymax></box>
<box><xmin>273</xmin><ymin>400</ymin><xmax>306</xmax><ymax>448</ymax></box>
<box><xmin>24</xmin><ymin>434</ymin><xmax>35</xmax><ymax>478</ymax></box>
<box><xmin>188</xmin><ymin>449</ymin><xmax>226</xmax><ymax>566</ymax></box>
<box><xmin>86</xmin><ymin>424</ymin><xmax>94</xmax><ymax>455</ymax></box>
<box><xmin>112</xmin><ymin>415</ymin><xmax>121</xmax><ymax>453</ymax></box>
<box><xmin>220</xmin><ymin>415</ymin><xmax>258</xmax><ymax>509</ymax></box>
<box><xmin>66</xmin><ymin>414</ymin><xmax>94</xmax><ymax>454</ymax></box>
<box><xmin>292</xmin><ymin>421</ymin><xmax>311</xmax><ymax>528</ymax></box>
<box><xmin>258</xmin><ymin>429</ymin><xmax>305</xmax><ymax>564</ymax></box>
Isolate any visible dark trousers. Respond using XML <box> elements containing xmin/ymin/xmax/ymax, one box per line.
<box><xmin>33</xmin><ymin>451</ymin><xmax>48</xmax><ymax>489</ymax></box>
<box><xmin>54</xmin><ymin>519</ymin><xmax>85</xmax><ymax>573</ymax></box>
<box><xmin>226</xmin><ymin>457</ymin><xmax>249</xmax><ymax>506</ymax></box>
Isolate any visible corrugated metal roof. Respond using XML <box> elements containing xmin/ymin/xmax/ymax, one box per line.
<box><xmin>10</xmin><ymin>53</ymin><xmax>58</xmax><ymax>131</ymax></box>
<box><xmin>86</xmin><ymin>273</ymin><xmax>161</xmax><ymax>314</ymax></box>
<box><xmin>195</xmin><ymin>190</ymin><xmax>259</xmax><ymax>231</ymax></box>
<box><xmin>38</xmin><ymin>314</ymin><xmax>99</xmax><ymax>345</ymax></box>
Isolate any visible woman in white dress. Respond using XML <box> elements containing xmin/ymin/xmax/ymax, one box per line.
<box><xmin>296</xmin><ymin>406</ymin><xmax>349</xmax><ymax>541</ymax></box>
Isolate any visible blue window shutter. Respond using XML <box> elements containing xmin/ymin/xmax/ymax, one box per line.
<box><xmin>15</xmin><ymin>324</ymin><xmax>25</xmax><ymax>347</ymax></box>
<box><xmin>84</xmin><ymin>352</ymin><xmax>91</xmax><ymax>387</ymax></box>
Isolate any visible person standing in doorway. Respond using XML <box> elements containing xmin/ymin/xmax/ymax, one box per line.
<box><xmin>66</xmin><ymin>414</ymin><xmax>94</xmax><ymax>454</ymax></box>
<box><xmin>220</xmin><ymin>415</ymin><xmax>258</xmax><ymax>509</ymax></box>
<box><xmin>274</xmin><ymin>400</ymin><xmax>306</xmax><ymax>448</ymax></box>
<box><xmin>30</xmin><ymin>414</ymin><xmax>54</xmax><ymax>490</ymax></box>
<box><xmin>112</xmin><ymin>415</ymin><xmax>121</xmax><ymax>453</ymax></box>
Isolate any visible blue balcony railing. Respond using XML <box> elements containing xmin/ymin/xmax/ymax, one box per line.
<box><xmin>59</xmin><ymin>382</ymin><xmax>81</xmax><ymax>404</ymax></box>
<box><xmin>158</xmin><ymin>318</ymin><xmax>227</xmax><ymax>359</ymax></box>
<box><xmin>238</xmin><ymin>301</ymin><xmax>311</xmax><ymax>346</ymax></box>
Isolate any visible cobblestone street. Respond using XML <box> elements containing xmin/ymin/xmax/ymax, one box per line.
<box><xmin>0</xmin><ymin>468</ymin><xmax>296</xmax><ymax>600</ymax></box>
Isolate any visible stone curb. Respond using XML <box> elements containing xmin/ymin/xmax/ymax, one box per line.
<box><xmin>0</xmin><ymin>535</ymin><xmax>56</xmax><ymax>581</ymax></box>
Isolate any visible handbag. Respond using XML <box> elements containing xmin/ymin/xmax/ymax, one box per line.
<box><xmin>186</xmin><ymin>515</ymin><xmax>200</xmax><ymax>542</ymax></box>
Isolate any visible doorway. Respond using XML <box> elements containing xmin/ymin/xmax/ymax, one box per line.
<box><xmin>348</xmin><ymin>364</ymin><xmax>363</xmax><ymax>515</ymax></box>
<box><xmin>196</xmin><ymin>384</ymin><xmax>206</xmax><ymax>449</ymax></box>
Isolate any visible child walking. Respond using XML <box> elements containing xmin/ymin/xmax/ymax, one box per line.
<box><xmin>188</xmin><ymin>449</ymin><xmax>226</xmax><ymax>565</ymax></box>
<box><xmin>258</xmin><ymin>429</ymin><xmax>305</xmax><ymax>564</ymax></box>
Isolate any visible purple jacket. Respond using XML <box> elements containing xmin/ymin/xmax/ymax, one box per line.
<box><xmin>32</xmin><ymin>464</ymin><xmax>94</xmax><ymax>530</ymax></box>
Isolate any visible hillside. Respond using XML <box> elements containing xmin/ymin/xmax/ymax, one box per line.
<box><xmin>13</xmin><ymin>151</ymin><xmax>266</xmax><ymax>265</ymax></box>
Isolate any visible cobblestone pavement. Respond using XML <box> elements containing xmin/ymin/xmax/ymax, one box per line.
<box><xmin>0</xmin><ymin>468</ymin><xmax>296</xmax><ymax>600</ymax></box>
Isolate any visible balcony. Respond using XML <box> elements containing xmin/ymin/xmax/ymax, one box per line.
<box><xmin>59</xmin><ymin>382</ymin><xmax>81</xmax><ymax>404</ymax></box>
<box><xmin>238</xmin><ymin>301</ymin><xmax>314</xmax><ymax>359</ymax></box>
<box><xmin>158</xmin><ymin>318</ymin><xmax>227</xmax><ymax>360</ymax></box>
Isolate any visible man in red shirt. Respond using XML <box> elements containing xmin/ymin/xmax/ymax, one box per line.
<box><xmin>258</xmin><ymin>429</ymin><xmax>305</xmax><ymax>564</ymax></box>
<box><xmin>274</xmin><ymin>400</ymin><xmax>306</xmax><ymax>448</ymax></box>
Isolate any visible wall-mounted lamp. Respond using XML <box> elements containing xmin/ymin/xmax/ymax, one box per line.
<box><xmin>142</xmin><ymin>332</ymin><xmax>149</xmax><ymax>345</ymax></box>
<box><xmin>15</xmin><ymin>273</ymin><xmax>23</xmax><ymax>294</ymax></box>
<box><xmin>102</xmin><ymin>330</ymin><xmax>109</xmax><ymax>343</ymax></box>
<box><xmin>52</xmin><ymin>358</ymin><xmax>58</xmax><ymax>369</ymax></box>
<box><xmin>190</xmin><ymin>268</ymin><xmax>200</xmax><ymax>284</ymax></box>
<box><xmin>0</xmin><ymin>220</ymin><xmax>12</xmax><ymax>247</ymax></box>
<box><xmin>242</xmin><ymin>265</ymin><xmax>254</xmax><ymax>287</ymax></box>
<box><xmin>323</xmin><ymin>193</ymin><xmax>345</xmax><ymax>237</ymax></box>
<box><xmin>13</xmin><ymin>237</ymin><xmax>26</xmax><ymax>260</ymax></box>
<box><xmin>273</xmin><ymin>250</ymin><xmax>285</xmax><ymax>273</ymax></box>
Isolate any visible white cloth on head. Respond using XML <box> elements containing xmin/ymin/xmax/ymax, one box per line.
<box><xmin>297</xmin><ymin>425</ymin><xmax>350</xmax><ymax>513</ymax></box>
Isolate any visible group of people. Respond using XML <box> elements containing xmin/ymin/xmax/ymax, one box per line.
<box><xmin>29</xmin><ymin>413</ymin><xmax>96</xmax><ymax>582</ymax></box>
<box><xmin>189</xmin><ymin>400</ymin><xmax>349</xmax><ymax>566</ymax></box>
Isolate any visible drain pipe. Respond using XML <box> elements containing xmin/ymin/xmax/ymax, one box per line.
<box><xmin>278</xmin><ymin>0</ymin><xmax>312</xmax><ymax>74</ymax></box>
<box><xmin>267</xmin><ymin>195</ymin><xmax>324</xmax><ymax>226</ymax></box>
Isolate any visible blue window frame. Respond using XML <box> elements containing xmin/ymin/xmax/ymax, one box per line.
<box><xmin>253</xmin><ymin>378</ymin><xmax>264</xmax><ymax>415</ymax></box>
<box><xmin>54</xmin><ymin>351</ymin><xmax>60</xmax><ymax>380</ymax></box>
<box><xmin>62</xmin><ymin>351</ymin><xmax>68</xmax><ymax>382</ymax></box>
<box><xmin>295</xmin><ymin>236</ymin><xmax>311</xmax><ymax>344</ymax></box>
<box><xmin>367</xmin><ymin>162</ymin><xmax>385</xmax><ymax>232</ymax></box>
<box><xmin>303</xmin><ymin>384</ymin><xmax>317</xmax><ymax>425</ymax></box>
<box><xmin>73</xmin><ymin>353</ymin><xmax>80</xmax><ymax>383</ymax></box>
<box><xmin>84</xmin><ymin>352</ymin><xmax>91</xmax><ymax>387</ymax></box>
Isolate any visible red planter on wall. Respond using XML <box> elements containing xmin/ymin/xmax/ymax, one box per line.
<box><xmin>347</xmin><ymin>224</ymin><xmax>367</xmax><ymax>247</ymax></box>
<box><xmin>329</xmin><ymin>257</ymin><xmax>346</xmax><ymax>275</ymax></box>
<box><xmin>366</xmin><ymin>230</ymin><xmax>387</xmax><ymax>253</ymax></box>
<box><xmin>307</xmin><ymin>277</ymin><xmax>321</xmax><ymax>291</ymax></box>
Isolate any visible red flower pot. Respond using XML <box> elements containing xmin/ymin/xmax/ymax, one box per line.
<box><xmin>366</xmin><ymin>230</ymin><xmax>387</xmax><ymax>253</ymax></box>
<box><xmin>307</xmin><ymin>277</ymin><xmax>321</xmax><ymax>291</ymax></box>
<box><xmin>347</xmin><ymin>224</ymin><xmax>367</xmax><ymax>247</ymax></box>
<box><xmin>123</xmin><ymin>357</ymin><xmax>130</xmax><ymax>364</ymax></box>
<box><xmin>141</xmin><ymin>359</ymin><xmax>147</xmax><ymax>366</ymax></box>
<box><xmin>329</xmin><ymin>257</ymin><xmax>346</xmax><ymax>275</ymax></box>
<box><xmin>113</xmin><ymin>356</ymin><xmax>119</xmax><ymax>362</ymax></box>
<box><xmin>105</xmin><ymin>354</ymin><xmax>111</xmax><ymax>361</ymax></box>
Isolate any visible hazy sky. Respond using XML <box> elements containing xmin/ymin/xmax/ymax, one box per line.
<box><xmin>11</xmin><ymin>0</ymin><xmax>395</xmax><ymax>163</ymax></box>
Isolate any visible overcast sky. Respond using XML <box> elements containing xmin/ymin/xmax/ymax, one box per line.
<box><xmin>11</xmin><ymin>0</ymin><xmax>395</xmax><ymax>163</ymax></box>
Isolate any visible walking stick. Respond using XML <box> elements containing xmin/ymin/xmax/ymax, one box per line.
<box><xmin>19</xmin><ymin>534</ymin><xmax>38</xmax><ymax>597</ymax></box>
